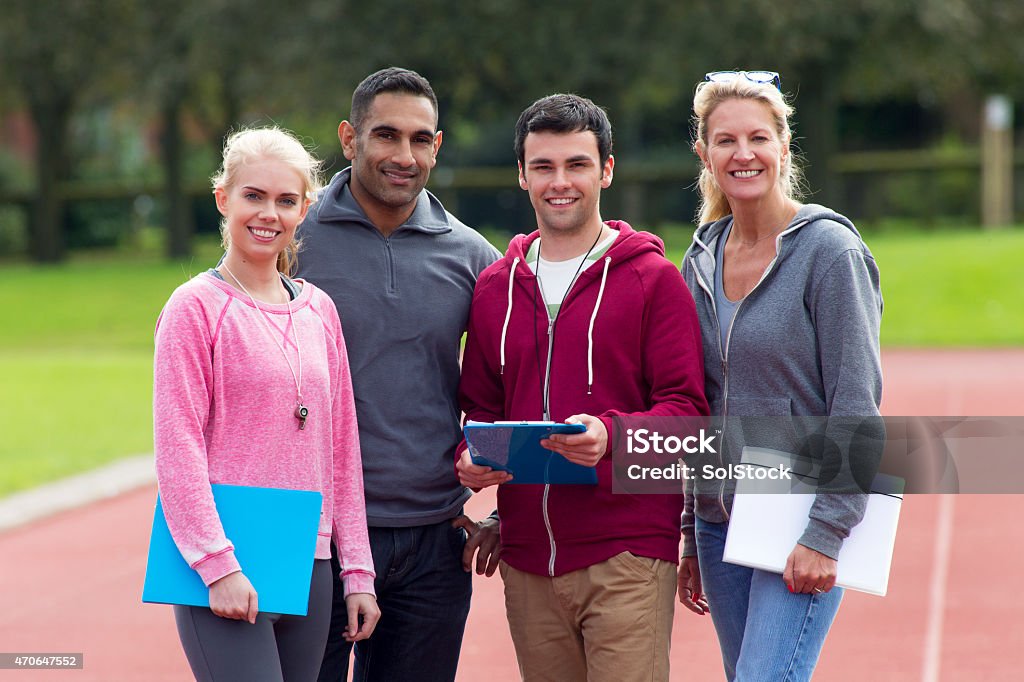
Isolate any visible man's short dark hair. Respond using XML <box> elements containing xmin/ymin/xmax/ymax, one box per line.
<box><xmin>514</xmin><ymin>94</ymin><xmax>613</xmax><ymax>166</ymax></box>
<box><xmin>350</xmin><ymin>67</ymin><xmax>438</xmax><ymax>130</ymax></box>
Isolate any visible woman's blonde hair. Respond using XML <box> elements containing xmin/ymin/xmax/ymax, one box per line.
<box><xmin>211</xmin><ymin>126</ymin><xmax>324</xmax><ymax>275</ymax></box>
<box><xmin>692</xmin><ymin>78</ymin><xmax>803</xmax><ymax>226</ymax></box>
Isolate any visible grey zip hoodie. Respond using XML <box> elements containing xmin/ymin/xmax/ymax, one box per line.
<box><xmin>680</xmin><ymin>204</ymin><xmax>883</xmax><ymax>559</ymax></box>
<box><xmin>296</xmin><ymin>168</ymin><xmax>500</xmax><ymax>526</ymax></box>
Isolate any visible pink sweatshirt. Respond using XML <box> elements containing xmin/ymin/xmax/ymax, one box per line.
<box><xmin>153</xmin><ymin>273</ymin><xmax>375</xmax><ymax>597</ymax></box>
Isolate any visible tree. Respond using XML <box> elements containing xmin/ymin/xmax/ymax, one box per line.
<box><xmin>132</xmin><ymin>0</ymin><xmax>352</xmax><ymax>258</ymax></box>
<box><xmin>0</xmin><ymin>0</ymin><xmax>134</xmax><ymax>262</ymax></box>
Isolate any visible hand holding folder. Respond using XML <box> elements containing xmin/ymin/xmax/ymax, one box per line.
<box><xmin>142</xmin><ymin>484</ymin><xmax>323</xmax><ymax>616</ymax></box>
<box><xmin>208</xmin><ymin>570</ymin><xmax>260</xmax><ymax>623</ymax></box>
<box><xmin>723</xmin><ymin>447</ymin><xmax>904</xmax><ymax>596</ymax></box>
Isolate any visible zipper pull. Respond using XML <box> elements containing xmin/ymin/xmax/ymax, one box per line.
<box><xmin>547</xmin><ymin>319</ymin><xmax>554</xmax><ymax>337</ymax></box>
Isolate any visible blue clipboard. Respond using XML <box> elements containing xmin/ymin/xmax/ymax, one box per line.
<box><xmin>464</xmin><ymin>421</ymin><xmax>597</xmax><ymax>485</ymax></box>
<box><xmin>142</xmin><ymin>484</ymin><xmax>323</xmax><ymax>616</ymax></box>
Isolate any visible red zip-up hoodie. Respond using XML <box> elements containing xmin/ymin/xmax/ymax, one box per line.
<box><xmin>458</xmin><ymin>221</ymin><xmax>709</xmax><ymax>576</ymax></box>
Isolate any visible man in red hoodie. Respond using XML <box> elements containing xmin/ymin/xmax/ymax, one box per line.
<box><xmin>457</xmin><ymin>94</ymin><xmax>709</xmax><ymax>681</ymax></box>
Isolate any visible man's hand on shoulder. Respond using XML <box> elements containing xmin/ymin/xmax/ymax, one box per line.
<box><xmin>452</xmin><ymin>514</ymin><xmax>502</xmax><ymax>577</ymax></box>
<box><xmin>541</xmin><ymin>414</ymin><xmax>607</xmax><ymax>467</ymax></box>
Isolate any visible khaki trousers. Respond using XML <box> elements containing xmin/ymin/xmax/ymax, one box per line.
<box><xmin>500</xmin><ymin>552</ymin><xmax>677</xmax><ymax>682</ymax></box>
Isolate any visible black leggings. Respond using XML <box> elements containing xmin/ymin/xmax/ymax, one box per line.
<box><xmin>174</xmin><ymin>559</ymin><xmax>332</xmax><ymax>682</ymax></box>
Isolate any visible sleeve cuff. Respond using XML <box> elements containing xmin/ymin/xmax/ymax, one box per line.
<box><xmin>342</xmin><ymin>570</ymin><xmax>377</xmax><ymax>598</ymax></box>
<box><xmin>680</xmin><ymin>521</ymin><xmax>697</xmax><ymax>557</ymax></box>
<box><xmin>598</xmin><ymin>416</ymin><xmax>614</xmax><ymax>457</ymax></box>
<box><xmin>193</xmin><ymin>547</ymin><xmax>241</xmax><ymax>587</ymax></box>
<box><xmin>798</xmin><ymin>518</ymin><xmax>844</xmax><ymax>560</ymax></box>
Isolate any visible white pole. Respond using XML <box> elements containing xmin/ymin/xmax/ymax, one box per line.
<box><xmin>981</xmin><ymin>94</ymin><xmax>1013</xmax><ymax>228</ymax></box>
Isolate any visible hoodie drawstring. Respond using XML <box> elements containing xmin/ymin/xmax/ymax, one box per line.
<box><xmin>500</xmin><ymin>257</ymin><xmax>520</xmax><ymax>374</ymax></box>
<box><xmin>586</xmin><ymin>256</ymin><xmax>612</xmax><ymax>394</ymax></box>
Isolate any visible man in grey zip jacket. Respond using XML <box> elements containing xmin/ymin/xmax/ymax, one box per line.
<box><xmin>295</xmin><ymin>67</ymin><xmax>501</xmax><ymax>682</ymax></box>
<box><xmin>680</xmin><ymin>203</ymin><xmax>883</xmax><ymax>565</ymax></box>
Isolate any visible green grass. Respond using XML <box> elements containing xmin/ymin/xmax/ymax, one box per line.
<box><xmin>866</xmin><ymin>229</ymin><xmax>1024</xmax><ymax>346</ymax></box>
<box><xmin>1</xmin><ymin>227</ymin><xmax>1022</xmax><ymax>497</ymax></box>
<box><xmin>0</xmin><ymin>253</ymin><xmax>219</xmax><ymax>352</ymax></box>
<box><xmin>0</xmin><ymin>242</ymin><xmax>222</xmax><ymax>497</ymax></box>
<box><xmin>0</xmin><ymin>350</ymin><xmax>153</xmax><ymax>493</ymax></box>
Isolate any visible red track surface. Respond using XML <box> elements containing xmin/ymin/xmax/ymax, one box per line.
<box><xmin>2</xmin><ymin>349</ymin><xmax>1022</xmax><ymax>681</ymax></box>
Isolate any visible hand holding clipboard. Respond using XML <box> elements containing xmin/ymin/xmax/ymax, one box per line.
<box><xmin>460</xmin><ymin>419</ymin><xmax>598</xmax><ymax>486</ymax></box>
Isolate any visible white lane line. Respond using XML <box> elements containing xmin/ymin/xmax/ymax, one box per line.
<box><xmin>922</xmin><ymin>494</ymin><xmax>955</xmax><ymax>682</ymax></box>
<box><xmin>0</xmin><ymin>454</ymin><xmax>155</xmax><ymax>533</ymax></box>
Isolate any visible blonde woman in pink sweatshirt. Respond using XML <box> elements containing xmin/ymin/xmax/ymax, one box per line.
<box><xmin>153</xmin><ymin>127</ymin><xmax>379</xmax><ymax>681</ymax></box>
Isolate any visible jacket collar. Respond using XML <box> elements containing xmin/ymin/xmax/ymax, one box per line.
<box><xmin>313</xmin><ymin>167</ymin><xmax>453</xmax><ymax>236</ymax></box>
<box><xmin>688</xmin><ymin>210</ymin><xmax>816</xmax><ymax>288</ymax></box>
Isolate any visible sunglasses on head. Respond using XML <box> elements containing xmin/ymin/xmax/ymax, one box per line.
<box><xmin>705</xmin><ymin>70</ymin><xmax>782</xmax><ymax>90</ymax></box>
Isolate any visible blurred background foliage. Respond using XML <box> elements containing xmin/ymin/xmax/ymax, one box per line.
<box><xmin>3</xmin><ymin>0</ymin><xmax>1024</xmax><ymax>493</ymax></box>
<box><xmin>2</xmin><ymin>0</ymin><xmax>1024</xmax><ymax>262</ymax></box>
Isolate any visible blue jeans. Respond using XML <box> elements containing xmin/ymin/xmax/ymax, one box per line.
<box><xmin>696</xmin><ymin>517</ymin><xmax>844</xmax><ymax>682</ymax></box>
<box><xmin>317</xmin><ymin>518</ymin><xmax>472</xmax><ymax>682</ymax></box>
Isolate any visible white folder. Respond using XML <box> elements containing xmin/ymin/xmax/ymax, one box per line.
<box><xmin>722</xmin><ymin>447</ymin><xmax>904</xmax><ymax>596</ymax></box>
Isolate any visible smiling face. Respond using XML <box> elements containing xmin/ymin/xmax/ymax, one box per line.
<box><xmin>699</xmin><ymin>97</ymin><xmax>789</xmax><ymax>207</ymax></box>
<box><xmin>518</xmin><ymin>130</ymin><xmax>614</xmax><ymax>238</ymax></box>
<box><xmin>215</xmin><ymin>157</ymin><xmax>309</xmax><ymax>267</ymax></box>
<box><xmin>340</xmin><ymin>92</ymin><xmax>441</xmax><ymax>227</ymax></box>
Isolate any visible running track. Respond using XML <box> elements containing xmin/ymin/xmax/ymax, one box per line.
<box><xmin>1</xmin><ymin>349</ymin><xmax>1022</xmax><ymax>681</ymax></box>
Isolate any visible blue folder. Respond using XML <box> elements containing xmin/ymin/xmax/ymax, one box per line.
<box><xmin>142</xmin><ymin>484</ymin><xmax>323</xmax><ymax>616</ymax></box>
<box><xmin>464</xmin><ymin>421</ymin><xmax>597</xmax><ymax>485</ymax></box>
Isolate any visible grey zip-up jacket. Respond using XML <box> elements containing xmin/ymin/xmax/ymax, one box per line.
<box><xmin>296</xmin><ymin>168</ymin><xmax>500</xmax><ymax>526</ymax></box>
<box><xmin>680</xmin><ymin>204</ymin><xmax>883</xmax><ymax>559</ymax></box>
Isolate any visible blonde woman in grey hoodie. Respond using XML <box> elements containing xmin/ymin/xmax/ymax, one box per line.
<box><xmin>679</xmin><ymin>71</ymin><xmax>883</xmax><ymax>681</ymax></box>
